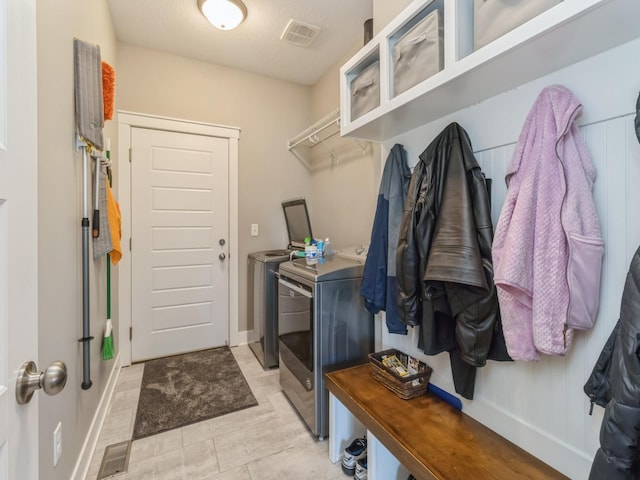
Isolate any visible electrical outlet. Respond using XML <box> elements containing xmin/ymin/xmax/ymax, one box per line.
<box><xmin>53</xmin><ymin>422</ymin><xmax>62</xmax><ymax>466</ymax></box>
<box><xmin>251</xmin><ymin>224</ymin><xmax>259</xmax><ymax>237</ymax></box>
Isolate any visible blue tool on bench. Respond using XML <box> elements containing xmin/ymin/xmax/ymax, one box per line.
<box><xmin>428</xmin><ymin>383</ymin><xmax>462</xmax><ymax>411</ymax></box>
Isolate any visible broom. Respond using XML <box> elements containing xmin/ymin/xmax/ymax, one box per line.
<box><xmin>101</xmin><ymin>63</ymin><xmax>116</xmax><ymax>361</ymax></box>
<box><xmin>102</xmin><ymin>319</ymin><xmax>114</xmax><ymax>360</ymax></box>
<box><xmin>102</xmin><ymin>155</ymin><xmax>114</xmax><ymax>361</ymax></box>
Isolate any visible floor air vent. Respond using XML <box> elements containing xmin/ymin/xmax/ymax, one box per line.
<box><xmin>280</xmin><ymin>19</ymin><xmax>321</xmax><ymax>47</ymax></box>
<box><xmin>97</xmin><ymin>440</ymin><xmax>131</xmax><ymax>478</ymax></box>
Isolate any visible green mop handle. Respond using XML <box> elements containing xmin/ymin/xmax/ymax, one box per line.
<box><xmin>106</xmin><ymin>147</ymin><xmax>111</xmax><ymax>321</ymax></box>
<box><xmin>107</xmin><ymin>258</ymin><xmax>111</xmax><ymax>319</ymax></box>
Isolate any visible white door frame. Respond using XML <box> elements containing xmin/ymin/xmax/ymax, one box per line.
<box><xmin>117</xmin><ymin>111</ymin><xmax>240</xmax><ymax>366</ymax></box>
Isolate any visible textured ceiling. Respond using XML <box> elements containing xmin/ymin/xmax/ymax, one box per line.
<box><xmin>106</xmin><ymin>0</ymin><xmax>373</xmax><ymax>86</ymax></box>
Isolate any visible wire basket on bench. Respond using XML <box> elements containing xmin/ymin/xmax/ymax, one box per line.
<box><xmin>369</xmin><ymin>349</ymin><xmax>432</xmax><ymax>400</ymax></box>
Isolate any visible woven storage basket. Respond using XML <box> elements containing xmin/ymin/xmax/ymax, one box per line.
<box><xmin>369</xmin><ymin>349</ymin><xmax>432</xmax><ymax>400</ymax></box>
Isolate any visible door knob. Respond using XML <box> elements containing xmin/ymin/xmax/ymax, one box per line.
<box><xmin>219</xmin><ymin>253</ymin><xmax>226</xmax><ymax>261</ymax></box>
<box><xmin>16</xmin><ymin>360</ymin><xmax>68</xmax><ymax>405</ymax></box>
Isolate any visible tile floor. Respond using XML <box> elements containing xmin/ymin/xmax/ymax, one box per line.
<box><xmin>85</xmin><ymin>345</ymin><xmax>346</xmax><ymax>480</ymax></box>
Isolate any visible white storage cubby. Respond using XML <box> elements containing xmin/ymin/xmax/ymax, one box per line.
<box><xmin>339</xmin><ymin>0</ymin><xmax>640</xmax><ymax>142</ymax></box>
<box><xmin>473</xmin><ymin>0</ymin><xmax>562</xmax><ymax>51</ymax></box>
<box><xmin>350</xmin><ymin>58</ymin><xmax>381</xmax><ymax>122</ymax></box>
<box><xmin>343</xmin><ymin>44</ymin><xmax>381</xmax><ymax>124</ymax></box>
<box><xmin>390</xmin><ymin>1</ymin><xmax>444</xmax><ymax>98</ymax></box>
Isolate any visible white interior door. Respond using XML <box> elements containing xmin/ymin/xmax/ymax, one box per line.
<box><xmin>1</xmin><ymin>0</ymin><xmax>39</xmax><ymax>478</ymax></box>
<box><xmin>131</xmin><ymin>128</ymin><xmax>230</xmax><ymax>361</ymax></box>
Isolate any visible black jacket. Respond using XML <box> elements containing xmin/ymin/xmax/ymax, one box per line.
<box><xmin>584</xmin><ymin>246</ymin><xmax>640</xmax><ymax>479</ymax></box>
<box><xmin>396</xmin><ymin>123</ymin><xmax>510</xmax><ymax>399</ymax></box>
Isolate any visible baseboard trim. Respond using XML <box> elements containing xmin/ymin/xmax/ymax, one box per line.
<box><xmin>70</xmin><ymin>353</ymin><xmax>121</xmax><ymax>480</ymax></box>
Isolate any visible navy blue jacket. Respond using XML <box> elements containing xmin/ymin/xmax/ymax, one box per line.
<box><xmin>361</xmin><ymin>144</ymin><xmax>411</xmax><ymax>334</ymax></box>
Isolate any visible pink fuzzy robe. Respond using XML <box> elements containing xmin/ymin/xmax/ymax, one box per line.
<box><xmin>492</xmin><ymin>85</ymin><xmax>604</xmax><ymax>361</ymax></box>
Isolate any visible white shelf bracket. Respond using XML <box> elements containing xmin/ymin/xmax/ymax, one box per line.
<box><xmin>354</xmin><ymin>139</ymin><xmax>369</xmax><ymax>155</ymax></box>
<box><xmin>288</xmin><ymin>145</ymin><xmax>313</xmax><ymax>170</ymax></box>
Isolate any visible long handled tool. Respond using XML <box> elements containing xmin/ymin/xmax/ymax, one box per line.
<box><xmin>74</xmin><ymin>38</ymin><xmax>105</xmax><ymax>390</ymax></box>
<box><xmin>102</xmin><ymin>143</ymin><xmax>114</xmax><ymax>361</ymax></box>
<box><xmin>79</xmin><ymin>140</ymin><xmax>93</xmax><ymax>390</ymax></box>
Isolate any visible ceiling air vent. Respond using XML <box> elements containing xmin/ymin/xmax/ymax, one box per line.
<box><xmin>280</xmin><ymin>19</ymin><xmax>321</xmax><ymax>48</ymax></box>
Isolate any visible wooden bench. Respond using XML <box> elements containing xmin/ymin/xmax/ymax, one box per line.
<box><xmin>325</xmin><ymin>364</ymin><xmax>569</xmax><ymax>480</ymax></box>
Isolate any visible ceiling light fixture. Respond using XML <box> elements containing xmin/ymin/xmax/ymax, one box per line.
<box><xmin>198</xmin><ymin>0</ymin><xmax>247</xmax><ymax>31</ymax></box>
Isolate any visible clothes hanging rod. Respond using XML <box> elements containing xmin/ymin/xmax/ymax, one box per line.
<box><xmin>288</xmin><ymin>108</ymin><xmax>340</xmax><ymax>150</ymax></box>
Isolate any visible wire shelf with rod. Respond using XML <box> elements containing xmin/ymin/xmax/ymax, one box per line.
<box><xmin>288</xmin><ymin>108</ymin><xmax>369</xmax><ymax>169</ymax></box>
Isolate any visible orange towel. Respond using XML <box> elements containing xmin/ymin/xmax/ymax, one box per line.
<box><xmin>106</xmin><ymin>180</ymin><xmax>122</xmax><ymax>265</ymax></box>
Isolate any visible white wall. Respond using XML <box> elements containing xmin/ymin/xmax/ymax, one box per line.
<box><xmin>115</xmin><ymin>44</ymin><xmax>312</xmax><ymax>333</ymax></box>
<box><xmin>36</xmin><ymin>1</ymin><xmax>118</xmax><ymax>479</ymax></box>
<box><xmin>308</xmin><ymin>46</ymin><xmax>380</xmax><ymax>250</ymax></box>
<box><xmin>372</xmin><ymin>0</ymin><xmax>413</xmax><ymax>35</ymax></box>
<box><xmin>378</xmin><ymin>36</ymin><xmax>640</xmax><ymax>479</ymax></box>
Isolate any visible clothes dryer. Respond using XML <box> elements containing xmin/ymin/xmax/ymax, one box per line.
<box><xmin>277</xmin><ymin>254</ymin><xmax>374</xmax><ymax>440</ymax></box>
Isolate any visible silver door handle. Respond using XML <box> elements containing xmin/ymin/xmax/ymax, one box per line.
<box><xmin>219</xmin><ymin>253</ymin><xmax>226</xmax><ymax>261</ymax></box>
<box><xmin>16</xmin><ymin>361</ymin><xmax>67</xmax><ymax>405</ymax></box>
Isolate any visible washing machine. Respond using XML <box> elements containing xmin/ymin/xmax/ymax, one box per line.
<box><xmin>247</xmin><ymin>198</ymin><xmax>314</xmax><ymax>369</ymax></box>
<box><xmin>247</xmin><ymin>250</ymin><xmax>291</xmax><ymax>369</ymax></box>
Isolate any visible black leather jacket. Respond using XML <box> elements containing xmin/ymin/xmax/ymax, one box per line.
<box><xmin>396</xmin><ymin>123</ymin><xmax>510</xmax><ymax>399</ymax></box>
<box><xmin>584</xmin><ymin>246</ymin><xmax>640</xmax><ymax>479</ymax></box>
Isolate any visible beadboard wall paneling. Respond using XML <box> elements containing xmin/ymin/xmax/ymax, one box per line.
<box><xmin>381</xmin><ymin>114</ymin><xmax>640</xmax><ymax>479</ymax></box>
<box><xmin>378</xmin><ymin>36</ymin><xmax>640</xmax><ymax>479</ymax></box>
